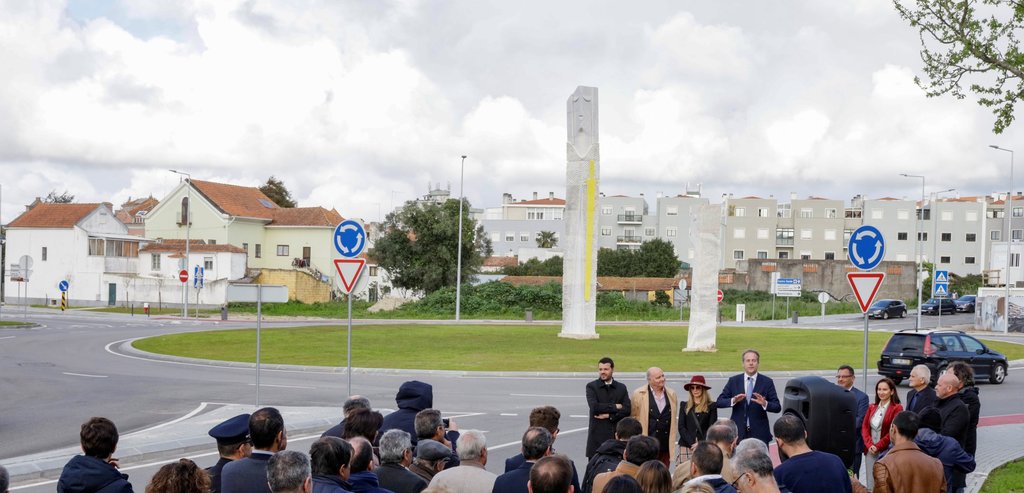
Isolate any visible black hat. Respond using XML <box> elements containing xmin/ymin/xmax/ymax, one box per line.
<box><xmin>416</xmin><ymin>439</ymin><xmax>451</xmax><ymax>462</ymax></box>
<box><xmin>209</xmin><ymin>413</ymin><xmax>251</xmax><ymax>445</ymax></box>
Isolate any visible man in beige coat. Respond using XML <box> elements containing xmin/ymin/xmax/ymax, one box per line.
<box><xmin>630</xmin><ymin>367</ymin><xmax>679</xmax><ymax>466</ymax></box>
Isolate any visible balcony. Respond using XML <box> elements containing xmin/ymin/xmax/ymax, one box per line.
<box><xmin>776</xmin><ymin>238</ymin><xmax>794</xmax><ymax>246</ymax></box>
<box><xmin>104</xmin><ymin>257</ymin><xmax>138</xmax><ymax>274</ymax></box>
<box><xmin>617</xmin><ymin>235</ymin><xmax>643</xmax><ymax>245</ymax></box>
<box><xmin>617</xmin><ymin>214</ymin><xmax>644</xmax><ymax>224</ymax></box>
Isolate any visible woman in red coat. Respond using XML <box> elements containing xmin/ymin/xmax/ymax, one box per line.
<box><xmin>862</xmin><ymin>377</ymin><xmax>903</xmax><ymax>490</ymax></box>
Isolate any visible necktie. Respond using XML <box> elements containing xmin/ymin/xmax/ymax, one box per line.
<box><xmin>745</xmin><ymin>377</ymin><xmax>753</xmax><ymax>427</ymax></box>
<box><xmin>909</xmin><ymin>392</ymin><xmax>918</xmax><ymax>411</ymax></box>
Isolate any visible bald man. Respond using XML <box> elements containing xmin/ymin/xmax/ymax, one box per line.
<box><xmin>630</xmin><ymin>367</ymin><xmax>679</xmax><ymax>465</ymax></box>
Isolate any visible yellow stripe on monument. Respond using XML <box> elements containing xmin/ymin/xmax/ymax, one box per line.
<box><xmin>584</xmin><ymin>160</ymin><xmax>596</xmax><ymax>301</ymax></box>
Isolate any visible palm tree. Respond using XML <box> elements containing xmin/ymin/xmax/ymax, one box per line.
<box><xmin>536</xmin><ymin>231</ymin><xmax>558</xmax><ymax>248</ymax></box>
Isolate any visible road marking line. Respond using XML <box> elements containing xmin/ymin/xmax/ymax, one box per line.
<box><xmin>122</xmin><ymin>403</ymin><xmax>209</xmax><ymax>438</ymax></box>
<box><xmin>248</xmin><ymin>383</ymin><xmax>317</xmax><ymax>390</ymax></box>
<box><xmin>446</xmin><ymin>412</ymin><xmax>486</xmax><ymax>419</ymax></box>
<box><xmin>0</xmin><ymin>336</ymin><xmax>14</xmax><ymax>340</ymax></box>
<box><xmin>489</xmin><ymin>426</ymin><xmax>588</xmax><ymax>450</ymax></box>
<box><xmin>510</xmin><ymin>393</ymin><xmax>582</xmax><ymax>398</ymax></box>
<box><xmin>62</xmin><ymin>372</ymin><xmax>108</xmax><ymax>378</ymax></box>
<box><xmin>569</xmin><ymin>415</ymin><xmax>588</xmax><ymax>418</ymax></box>
<box><xmin>500</xmin><ymin>413</ymin><xmax>518</xmax><ymax>416</ymax></box>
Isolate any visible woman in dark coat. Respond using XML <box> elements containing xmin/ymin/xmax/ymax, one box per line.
<box><xmin>678</xmin><ymin>375</ymin><xmax>717</xmax><ymax>458</ymax></box>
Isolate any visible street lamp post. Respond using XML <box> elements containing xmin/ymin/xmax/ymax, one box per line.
<box><xmin>931</xmin><ymin>188</ymin><xmax>956</xmax><ymax>329</ymax></box>
<box><xmin>455</xmin><ymin>155</ymin><xmax>467</xmax><ymax>322</ymax></box>
<box><xmin>991</xmin><ymin>145</ymin><xmax>1014</xmax><ymax>332</ymax></box>
<box><xmin>900</xmin><ymin>173</ymin><xmax>926</xmax><ymax>330</ymax></box>
<box><xmin>170</xmin><ymin>170</ymin><xmax>191</xmax><ymax>319</ymax></box>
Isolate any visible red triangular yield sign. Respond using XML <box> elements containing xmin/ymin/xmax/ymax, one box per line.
<box><xmin>847</xmin><ymin>272</ymin><xmax>886</xmax><ymax>312</ymax></box>
<box><xmin>334</xmin><ymin>259</ymin><xmax>366</xmax><ymax>294</ymax></box>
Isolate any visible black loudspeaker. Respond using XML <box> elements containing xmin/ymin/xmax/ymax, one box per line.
<box><xmin>782</xmin><ymin>376</ymin><xmax>857</xmax><ymax>468</ymax></box>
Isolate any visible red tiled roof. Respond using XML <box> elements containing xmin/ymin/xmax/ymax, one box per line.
<box><xmin>875</xmin><ymin>197</ymin><xmax>901</xmax><ymax>201</ymax></box>
<box><xmin>8</xmin><ymin>203</ymin><xmax>103</xmax><ymax>228</ymax></box>
<box><xmin>513</xmin><ymin>198</ymin><xmax>566</xmax><ymax>206</ymax></box>
<box><xmin>190</xmin><ymin>179</ymin><xmax>278</xmax><ymax>219</ymax></box>
<box><xmin>269</xmin><ymin>207</ymin><xmax>344</xmax><ymax>226</ymax></box>
<box><xmin>115</xmin><ymin>197</ymin><xmax>159</xmax><ymax>224</ymax></box>
<box><xmin>483</xmin><ymin>256</ymin><xmax>519</xmax><ymax>267</ymax></box>
<box><xmin>501</xmin><ymin>276</ymin><xmax>685</xmax><ymax>291</ymax></box>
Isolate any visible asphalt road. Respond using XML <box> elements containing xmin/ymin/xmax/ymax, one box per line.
<box><xmin>2</xmin><ymin>307</ymin><xmax>1020</xmax><ymax>492</ymax></box>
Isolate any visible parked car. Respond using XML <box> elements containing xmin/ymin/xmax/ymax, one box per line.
<box><xmin>920</xmin><ymin>298</ymin><xmax>957</xmax><ymax>315</ymax></box>
<box><xmin>955</xmin><ymin>295</ymin><xmax>977</xmax><ymax>313</ymax></box>
<box><xmin>867</xmin><ymin>299</ymin><xmax>908</xmax><ymax>319</ymax></box>
<box><xmin>877</xmin><ymin>329</ymin><xmax>1008</xmax><ymax>385</ymax></box>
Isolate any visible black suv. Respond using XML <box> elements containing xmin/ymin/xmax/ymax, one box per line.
<box><xmin>921</xmin><ymin>298</ymin><xmax>957</xmax><ymax>315</ymax></box>
<box><xmin>877</xmin><ymin>330</ymin><xmax>1008</xmax><ymax>385</ymax></box>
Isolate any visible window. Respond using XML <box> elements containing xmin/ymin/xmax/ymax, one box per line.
<box><xmin>180</xmin><ymin>197</ymin><xmax>190</xmax><ymax>225</ymax></box>
<box><xmin>992</xmin><ymin>209</ymin><xmax>1005</xmax><ymax>219</ymax></box>
<box><xmin>897</xmin><ymin>210</ymin><xmax>909</xmax><ymax>220</ymax></box>
<box><xmin>208</xmin><ymin>239</ymin><xmax>217</xmax><ymax>245</ymax></box>
<box><xmin>733</xmin><ymin>250</ymin><xmax>745</xmax><ymax>260</ymax></box>
<box><xmin>757</xmin><ymin>228</ymin><xmax>769</xmax><ymax>239</ymax></box>
<box><xmin>645</xmin><ymin>227</ymin><xmax>656</xmax><ymax>236</ymax></box>
<box><xmin>779</xmin><ymin>251</ymin><xmax>790</xmax><ymax>259</ymax></box>
<box><xmin>369</xmin><ymin>266</ymin><xmax>379</xmax><ymax>276</ymax></box>
<box><xmin>992</xmin><ymin>230</ymin><xmax>1002</xmax><ymax>241</ymax></box>
<box><xmin>800</xmin><ymin>252</ymin><xmax>812</xmax><ymax>260</ymax></box>
<box><xmin>800</xmin><ymin>229</ymin><xmax>812</xmax><ymax>240</ymax></box>
<box><xmin>666</xmin><ymin>227</ymin><xmax>678</xmax><ymax>237</ymax></box>
<box><xmin>825</xmin><ymin>208</ymin><xmax>837</xmax><ymax>218</ymax></box>
<box><xmin>277</xmin><ymin>245</ymin><xmax>290</xmax><ymax>256</ymax></box>
<box><xmin>553</xmin><ymin>209</ymin><xmax>563</xmax><ymax>220</ymax></box>
<box><xmin>758</xmin><ymin>208</ymin><xmax>769</xmax><ymax>217</ymax></box>
<box><xmin>601</xmin><ymin>227</ymin><xmax>612</xmax><ymax>236</ymax></box>
<box><xmin>151</xmin><ymin>254</ymin><xmax>160</xmax><ymax>270</ymax></box>
<box><xmin>919</xmin><ymin>209</ymin><xmax>931</xmax><ymax>220</ymax></box>
<box><xmin>1015</xmin><ymin>207</ymin><xmax>1023</xmax><ymax>217</ymax></box>
<box><xmin>846</xmin><ymin>209</ymin><xmax>862</xmax><ymax>218</ymax></box>
<box><xmin>799</xmin><ymin>208</ymin><xmax>813</xmax><ymax>218</ymax></box>
<box><xmin>871</xmin><ymin>209</ymin><xmax>883</xmax><ymax>219</ymax></box>
<box><xmin>1014</xmin><ymin>253</ymin><xmax>1022</xmax><ymax>268</ymax></box>
<box><xmin>41</xmin><ymin>247</ymin><xmax>47</xmax><ymax>261</ymax></box>
<box><xmin>966</xmin><ymin>233</ymin><xmax>976</xmax><ymax>242</ymax></box>
<box><xmin>898</xmin><ymin>232</ymin><xmax>908</xmax><ymax>240</ymax></box>
<box><xmin>505</xmin><ymin>232</ymin><xmax>515</xmax><ymax>242</ymax></box>
<box><xmin>777</xmin><ymin>204</ymin><xmax>791</xmax><ymax>218</ymax></box>
<box><xmin>940</xmin><ymin>211</ymin><xmax>952</xmax><ymax>221</ymax></box>
<box><xmin>666</xmin><ymin>206</ymin><xmax>678</xmax><ymax>216</ymax></box>
<box><xmin>941</xmin><ymin>233</ymin><xmax>952</xmax><ymax>242</ymax></box>
<box><xmin>204</xmin><ymin>257</ymin><xmax>213</xmax><ymax>270</ymax></box>
<box><xmin>967</xmin><ymin>211</ymin><xmax>978</xmax><ymax>221</ymax></box>
<box><xmin>824</xmin><ymin>229</ymin><xmax>836</xmax><ymax>241</ymax></box>
<box><xmin>733</xmin><ymin>207</ymin><xmax>745</xmax><ymax>217</ymax></box>
<box><xmin>601</xmin><ymin>206</ymin><xmax>612</xmax><ymax>215</ymax></box>
<box><xmin>825</xmin><ymin>252</ymin><xmax>836</xmax><ymax>260</ymax></box>
<box><xmin>88</xmin><ymin>238</ymin><xmax>104</xmax><ymax>256</ymax></box>
<box><xmin>105</xmin><ymin>240</ymin><xmax>138</xmax><ymax>257</ymax></box>
<box><xmin>1015</xmin><ymin>230</ymin><xmax>1024</xmax><ymax>241</ymax></box>
<box><xmin>734</xmin><ymin>228</ymin><xmax>746</xmax><ymax>239</ymax></box>
<box><xmin>255</xmin><ymin>244</ymin><xmax>262</xmax><ymax>258</ymax></box>
<box><xmin>520</xmin><ymin>232</ymin><xmax>530</xmax><ymax>242</ymax></box>
<box><xmin>242</xmin><ymin>242</ymin><xmax>249</xmax><ymax>254</ymax></box>
<box><xmin>756</xmin><ymin>251</ymin><xmax>768</xmax><ymax>259</ymax></box>
<box><xmin>940</xmin><ymin>256</ymin><xmax>950</xmax><ymax>264</ymax></box>
<box><xmin>777</xmin><ymin>228</ymin><xmax>794</xmax><ymax>244</ymax></box>
<box><xmin>966</xmin><ymin>256</ymin><xmax>976</xmax><ymax>264</ymax></box>
<box><xmin>918</xmin><ymin>232</ymin><xmax>929</xmax><ymax>241</ymax></box>
<box><xmin>844</xmin><ymin>230</ymin><xmax>853</xmax><ymax>243</ymax></box>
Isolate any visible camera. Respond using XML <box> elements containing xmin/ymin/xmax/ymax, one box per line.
<box><xmin>442</xmin><ymin>418</ymin><xmax>450</xmax><ymax>428</ymax></box>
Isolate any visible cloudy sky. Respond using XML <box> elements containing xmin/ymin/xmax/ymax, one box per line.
<box><xmin>1</xmin><ymin>0</ymin><xmax>1020</xmax><ymax>224</ymax></box>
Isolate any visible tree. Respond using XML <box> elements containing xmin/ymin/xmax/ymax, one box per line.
<box><xmin>636</xmin><ymin>238</ymin><xmax>681</xmax><ymax>277</ymax></box>
<box><xmin>503</xmin><ymin>256</ymin><xmax>563</xmax><ymax>276</ymax></box>
<box><xmin>370</xmin><ymin>198</ymin><xmax>492</xmax><ymax>293</ymax></box>
<box><xmin>536</xmin><ymin>231</ymin><xmax>558</xmax><ymax>248</ymax></box>
<box><xmin>895</xmin><ymin>0</ymin><xmax>1024</xmax><ymax>133</ymax></box>
<box><xmin>259</xmin><ymin>176</ymin><xmax>297</xmax><ymax>207</ymax></box>
<box><xmin>44</xmin><ymin>190</ymin><xmax>74</xmax><ymax>203</ymax></box>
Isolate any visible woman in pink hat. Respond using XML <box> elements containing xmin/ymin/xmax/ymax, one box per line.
<box><xmin>678</xmin><ymin>375</ymin><xmax>717</xmax><ymax>459</ymax></box>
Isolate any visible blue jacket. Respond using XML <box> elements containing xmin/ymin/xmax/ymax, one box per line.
<box><xmin>849</xmin><ymin>386</ymin><xmax>869</xmax><ymax>454</ymax></box>
<box><xmin>492</xmin><ymin>461</ymin><xmax>532</xmax><ymax>493</ymax></box>
<box><xmin>380</xmin><ymin>381</ymin><xmax>433</xmax><ymax>446</ymax></box>
<box><xmin>715</xmin><ymin>373</ymin><xmax>781</xmax><ymax>444</ymax></box>
<box><xmin>915</xmin><ymin>428</ymin><xmax>976</xmax><ymax>493</ymax></box>
<box><xmin>221</xmin><ymin>451</ymin><xmax>273</xmax><ymax>493</ymax></box>
<box><xmin>57</xmin><ymin>455</ymin><xmax>134</xmax><ymax>493</ymax></box>
<box><xmin>348</xmin><ymin>471</ymin><xmax>394</xmax><ymax>493</ymax></box>
<box><xmin>504</xmin><ymin>454</ymin><xmax>580</xmax><ymax>493</ymax></box>
<box><xmin>313</xmin><ymin>474</ymin><xmax>353</xmax><ymax>493</ymax></box>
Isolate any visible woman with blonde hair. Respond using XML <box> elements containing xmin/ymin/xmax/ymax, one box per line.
<box><xmin>145</xmin><ymin>458</ymin><xmax>210</xmax><ymax>493</ymax></box>
<box><xmin>634</xmin><ymin>460</ymin><xmax>671</xmax><ymax>493</ymax></box>
<box><xmin>678</xmin><ymin>375</ymin><xmax>717</xmax><ymax>461</ymax></box>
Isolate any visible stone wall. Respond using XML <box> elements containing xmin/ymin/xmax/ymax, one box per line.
<box><xmin>256</xmin><ymin>269</ymin><xmax>331</xmax><ymax>303</ymax></box>
<box><xmin>721</xmin><ymin>259</ymin><xmax>917</xmax><ymax>301</ymax></box>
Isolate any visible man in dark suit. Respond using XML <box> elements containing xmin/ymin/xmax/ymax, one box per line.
<box><xmin>585</xmin><ymin>357</ymin><xmax>631</xmax><ymax>458</ymax></box>
<box><xmin>206</xmin><ymin>413</ymin><xmax>252</xmax><ymax>493</ymax></box>
<box><xmin>504</xmin><ymin>407</ymin><xmax>580</xmax><ymax>493</ymax></box>
<box><xmin>222</xmin><ymin>407</ymin><xmax>287</xmax><ymax>493</ymax></box>
<box><xmin>906</xmin><ymin>365</ymin><xmax>937</xmax><ymax>413</ymax></box>
<box><xmin>836</xmin><ymin>365</ymin><xmax>869</xmax><ymax>477</ymax></box>
<box><xmin>492</xmin><ymin>427</ymin><xmax>552</xmax><ymax>493</ymax></box>
<box><xmin>716</xmin><ymin>349</ymin><xmax>780</xmax><ymax>445</ymax></box>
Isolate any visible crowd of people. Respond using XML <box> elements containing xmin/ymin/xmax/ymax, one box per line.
<box><xmin>3</xmin><ymin>350</ymin><xmax>984</xmax><ymax>493</ymax></box>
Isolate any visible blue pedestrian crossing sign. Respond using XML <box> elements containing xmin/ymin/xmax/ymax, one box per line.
<box><xmin>334</xmin><ymin>220</ymin><xmax>366</xmax><ymax>258</ymax></box>
<box><xmin>847</xmin><ymin>225</ymin><xmax>886</xmax><ymax>271</ymax></box>
<box><xmin>933</xmin><ymin>269</ymin><xmax>949</xmax><ymax>297</ymax></box>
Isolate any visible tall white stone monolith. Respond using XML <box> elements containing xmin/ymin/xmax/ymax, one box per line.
<box><xmin>560</xmin><ymin>86</ymin><xmax>600</xmax><ymax>339</ymax></box>
<box><xmin>685</xmin><ymin>203</ymin><xmax>724</xmax><ymax>351</ymax></box>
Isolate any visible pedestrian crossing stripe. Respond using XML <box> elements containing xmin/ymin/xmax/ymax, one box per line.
<box><xmin>934</xmin><ymin>284</ymin><xmax>949</xmax><ymax>297</ymax></box>
<box><xmin>934</xmin><ymin>271</ymin><xmax>949</xmax><ymax>283</ymax></box>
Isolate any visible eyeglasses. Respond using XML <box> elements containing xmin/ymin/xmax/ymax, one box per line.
<box><xmin>731</xmin><ymin>472</ymin><xmax>750</xmax><ymax>489</ymax></box>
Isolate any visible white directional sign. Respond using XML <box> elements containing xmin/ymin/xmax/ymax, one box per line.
<box><xmin>776</xmin><ymin>278</ymin><xmax>802</xmax><ymax>298</ymax></box>
<box><xmin>848</xmin><ymin>225</ymin><xmax>885</xmax><ymax>271</ymax></box>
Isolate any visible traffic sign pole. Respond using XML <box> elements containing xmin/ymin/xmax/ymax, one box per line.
<box><xmin>333</xmin><ymin>219</ymin><xmax>366</xmax><ymax>397</ymax></box>
<box><xmin>849</xmin><ymin>224</ymin><xmax>887</xmax><ymax>396</ymax></box>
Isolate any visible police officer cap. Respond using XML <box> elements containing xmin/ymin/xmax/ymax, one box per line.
<box><xmin>209</xmin><ymin>413</ymin><xmax>251</xmax><ymax>445</ymax></box>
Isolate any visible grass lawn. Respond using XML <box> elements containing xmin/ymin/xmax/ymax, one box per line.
<box><xmin>981</xmin><ymin>457</ymin><xmax>1024</xmax><ymax>493</ymax></box>
<box><xmin>0</xmin><ymin>320</ymin><xmax>28</xmax><ymax>326</ymax></box>
<box><xmin>131</xmin><ymin>325</ymin><xmax>1024</xmax><ymax>372</ymax></box>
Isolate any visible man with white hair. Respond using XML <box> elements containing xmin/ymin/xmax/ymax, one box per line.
<box><xmin>375</xmin><ymin>429</ymin><xmax>426</xmax><ymax>493</ymax></box>
<box><xmin>429</xmin><ymin>430</ymin><xmax>497</xmax><ymax>492</ymax></box>
<box><xmin>629</xmin><ymin>367</ymin><xmax>679</xmax><ymax>466</ymax></box>
<box><xmin>905</xmin><ymin>365</ymin><xmax>936</xmax><ymax>413</ymax></box>
<box><xmin>267</xmin><ymin>450</ymin><xmax>312</xmax><ymax>493</ymax></box>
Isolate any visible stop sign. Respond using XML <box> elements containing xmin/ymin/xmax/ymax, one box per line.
<box><xmin>179</xmin><ymin>269</ymin><xmax>189</xmax><ymax>283</ymax></box>
<box><xmin>717</xmin><ymin>289</ymin><xmax>724</xmax><ymax>302</ymax></box>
